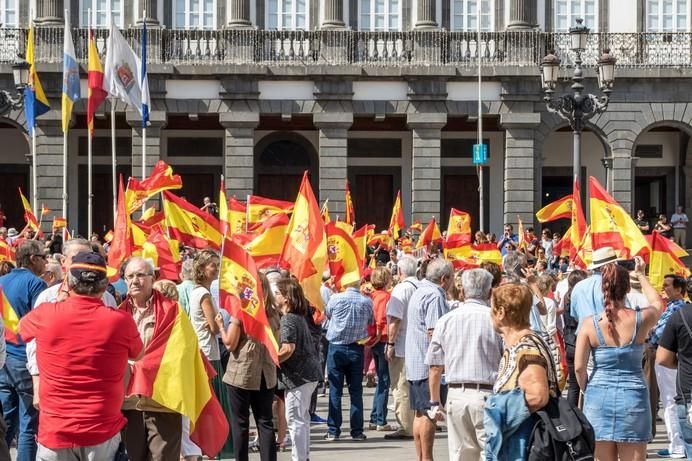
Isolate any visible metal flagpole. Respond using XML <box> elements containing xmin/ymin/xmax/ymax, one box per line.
<box><xmin>32</xmin><ymin>131</ymin><xmax>37</xmax><ymax>214</ymax></box>
<box><xmin>111</xmin><ymin>102</ymin><xmax>117</xmax><ymax>220</ymax></box>
<box><xmin>477</xmin><ymin>0</ymin><xmax>484</xmax><ymax>233</ymax></box>
<box><xmin>62</xmin><ymin>7</ymin><xmax>69</xmax><ymax>222</ymax></box>
<box><xmin>87</xmin><ymin>8</ymin><xmax>94</xmax><ymax>237</ymax></box>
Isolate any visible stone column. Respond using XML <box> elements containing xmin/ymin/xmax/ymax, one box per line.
<box><xmin>407</xmin><ymin>112</ymin><xmax>446</xmax><ymax>223</ymax></box>
<box><xmin>506</xmin><ymin>0</ymin><xmax>537</xmax><ymax>30</ymax></box>
<box><xmin>611</xmin><ymin>154</ymin><xmax>634</xmax><ymax>213</ymax></box>
<box><xmin>314</xmin><ymin>112</ymin><xmax>352</xmax><ymax>217</ymax></box>
<box><xmin>36</xmin><ymin>0</ymin><xmax>65</xmax><ymax>25</ymax></box>
<box><xmin>35</xmin><ymin>112</ymin><xmax>64</xmax><ymax>234</ymax></box>
<box><xmin>227</xmin><ymin>0</ymin><xmax>252</xmax><ymax>28</ymax></box>
<box><xmin>137</xmin><ymin>0</ymin><xmax>161</xmax><ymax>25</ymax></box>
<box><xmin>128</xmin><ymin>111</ymin><xmax>166</xmax><ymax>207</ymax></box>
<box><xmin>220</xmin><ymin>111</ymin><xmax>259</xmax><ymax>199</ymax></box>
<box><xmin>415</xmin><ymin>0</ymin><xmax>438</xmax><ymax>29</ymax></box>
<box><xmin>322</xmin><ymin>0</ymin><xmax>346</xmax><ymax>28</ymax></box>
<box><xmin>501</xmin><ymin>112</ymin><xmax>540</xmax><ymax>228</ymax></box>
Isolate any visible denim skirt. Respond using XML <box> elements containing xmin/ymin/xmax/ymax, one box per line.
<box><xmin>583</xmin><ymin>380</ymin><xmax>652</xmax><ymax>443</ymax></box>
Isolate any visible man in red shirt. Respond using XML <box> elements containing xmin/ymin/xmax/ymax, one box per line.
<box><xmin>18</xmin><ymin>251</ymin><xmax>143</xmax><ymax>460</ymax></box>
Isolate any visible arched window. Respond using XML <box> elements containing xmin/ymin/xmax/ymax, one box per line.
<box><xmin>255</xmin><ymin>134</ymin><xmax>317</xmax><ymax>201</ymax></box>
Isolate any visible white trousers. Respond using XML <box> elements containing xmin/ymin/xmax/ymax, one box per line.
<box><xmin>37</xmin><ymin>433</ymin><xmax>121</xmax><ymax>461</ymax></box>
<box><xmin>656</xmin><ymin>363</ymin><xmax>686</xmax><ymax>455</ymax></box>
<box><xmin>181</xmin><ymin>416</ymin><xmax>202</xmax><ymax>457</ymax></box>
<box><xmin>446</xmin><ymin>386</ymin><xmax>490</xmax><ymax>461</ymax></box>
<box><xmin>285</xmin><ymin>381</ymin><xmax>318</xmax><ymax>461</ymax></box>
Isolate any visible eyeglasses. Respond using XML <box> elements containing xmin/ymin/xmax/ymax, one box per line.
<box><xmin>32</xmin><ymin>254</ymin><xmax>47</xmax><ymax>260</ymax></box>
<box><xmin>124</xmin><ymin>272</ymin><xmax>153</xmax><ymax>282</ymax></box>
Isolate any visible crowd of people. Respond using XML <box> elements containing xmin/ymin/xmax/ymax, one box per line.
<box><xmin>0</xmin><ymin>213</ymin><xmax>691</xmax><ymax>461</ymax></box>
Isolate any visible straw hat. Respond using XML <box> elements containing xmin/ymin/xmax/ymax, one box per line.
<box><xmin>588</xmin><ymin>247</ymin><xmax>619</xmax><ymax>270</ymax></box>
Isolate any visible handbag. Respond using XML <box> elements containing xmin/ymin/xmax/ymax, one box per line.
<box><xmin>113</xmin><ymin>441</ymin><xmax>129</xmax><ymax>461</ymax></box>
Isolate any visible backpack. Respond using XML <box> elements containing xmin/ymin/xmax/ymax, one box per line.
<box><xmin>527</xmin><ymin>396</ymin><xmax>595</xmax><ymax>461</ymax></box>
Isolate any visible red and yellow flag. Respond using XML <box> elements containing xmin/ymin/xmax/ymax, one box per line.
<box><xmin>648</xmin><ymin>230</ymin><xmax>691</xmax><ymax>291</ymax></box>
<box><xmin>245</xmin><ymin>213</ymin><xmax>289</xmax><ymax>269</ymax></box>
<box><xmin>142</xmin><ymin>226</ymin><xmax>181</xmax><ymax>281</ymax></box>
<box><xmin>321</xmin><ymin>201</ymin><xmax>331</xmax><ymax>224</ymax></box>
<box><xmin>247</xmin><ymin>195</ymin><xmax>294</xmax><ymax>229</ymax></box>
<box><xmin>589</xmin><ymin>176</ymin><xmax>649</xmax><ymax>258</ymax></box>
<box><xmin>219</xmin><ymin>181</ymin><xmax>229</xmax><ymax>237</ymax></box>
<box><xmin>52</xmin><ymin>217</ymin><xmax>67</xmax><ymax>229</ymax></box>
<box><xmin>227</xmin><ymin>197</ymin><xmax>247</xmax><ymax>235</ymax></box>
<box><xmin>388</xmin><ymin>190</ymin><xmax>405</xmax><ymax>239</ymax></box>
<box><xmin>471</xmin><ymin>242</ymin><xmax>503</xmax><ymax>266</ymax></box>
<box><xmin>162</xmin><ymin>191</ymin><xmax>223</xmax><ymax>250</ymax></box>
<box><xmin>107</xmin><ymin>176</ymin><xmax>133</xmax><ymax>280</ymax></box>
<box><xmin>445</xmin><ymin>209</ymin><xmax>472</xmax><ymax>248</ymax></box>
<box><xmin>86</xmin><ymin>29</ymin><xmax>107</xmax><ymax>137</ymax></box>
<box><xmin>126</xmin><ymin>161</ymin><xmax>183</xmax><ymax>214</ymax></box>
<box><xmin>345</xmin><ymin>181</ymin><xmax>355</xmax><ymax>226</ymax></box>
<box><xmin>279</xmin><ymin>172</ymin><xmax>328</xmax><ymax>310</ymax></box>
<box><xmin>19</xmin><ymin>188</ymin><xmax>39</xmax><ymax>233</ymax></box>
<box><xmin>352</xmin><ymin>224</ymin><xmax>372</xmax><ymax>263</ymax></box>
<box><xmin>368</xmin><ymin>231</ymin><xmax>393</xmax><ymax>251</ymax></box>
<box><xmin>122</xmin><ymin>291</ymin><xmax>229</xmax><ymax>458</ymax></box>
<box><xmin>0</xmin><ymin>239</ymin><xmax>15</xmax><ymax>263</ymax></box>
<box><xmin>0</xmin><ymin>287</ymin><xmax>19</xmax><ymax>344</ymax></box>
<box><xmin>219</xmin><ymin>237</ymin><xmax>279</xmax><ymax>364</ymax></box>
<box><xmin>416</xmin><ymin>217</ymin><xmax>442</xmax><ymax>249</ymax></box>
<box><xmin>409</xmin><ymin>221</ymin><xmax>423</xmax><ymax>233</ymax></box>
<box><xmin>536</xmin><ymin>194</ymin><xmax>573</xmax><ymax>223</ymax></box>
<box><xmin>103</xmin><ymin>230</ymin><xmax>114</xmax><ymax>244</ymax></box>
<box><xmin>326</xmin><ymin>222</ymin><xmax>363</xmax><ymax>291</ymax></box>
<box><xmin>570</xmin><ymin>178</ymin><xmax>587</xmax><ymax>260</ymax></box>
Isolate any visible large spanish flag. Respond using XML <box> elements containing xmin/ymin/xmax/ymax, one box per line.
<box><xmin>326</xmin><ymin>222</ymin><xmax>363</xmax><ymax>290</ymax></box>
<box><xmin>141</xmin><ymin>226</ymin><xmax>181</xmax><ymax>281</ymax></box>
<box><xmin>219</xmin><ymin>237</ymin><xmax>279</xmax><ymax>364</ymax></box>
<box><xmin>19</xmin><ymin>188</ymin><xmax>40</xmax><ymax>234</ymax></box>
<box><xmin>279</xmin><ymin>172</ymin><xmax>328</xmax><ymax>310</ymax></box>
<box><xmin>228</xmin><ymin>197</ymin><xmax>247</xmax><ymax>235</ymax></box>
<box><xmin>643</xmin><ymin>233</ymin><xmax>689</xmax><ymax>260</ymax></box>
<box><xmin>162</xmin><ymin>191</ymin><xmax>223</xmax><ymax>250</ymax></box>
<box><xmin>247</xmin><ymin>195</ymin><xmax>294</xmax><ymax>228</ymax></box>
<box><xmin>416</xmin><ymin>217</ymin><xmax>442</xmax><ymax>249</ymax></box>
<box><xmin>0</xmin><ymin>287</ymin><xmax>20</xmax><ymax>344</ymax></box>
<box><xmin>122</xmin><ymin>291</ymin><xmax>228</xmax><ymax>458</ymax></box>
<box><xmin>589</xmin><ymin>176</ymin><xmax>649</xmax><ymax>258</ymax></box>
<box><xmin>107</xmin><ymin>176</ymin><xmax>133</xmax><ymax>280</ymax></box>
<box><xmin>352</xmin><ymin>224</ymin><xmax>372</xmax><ymax>263</ymax></box>
<box><xmin>648</xmin><ymin>230</ymin><xmax>691</xmax><ymax>291</ymax></box>
<box><xmin>245</xmin><ymin>213</ymin><xmax>289</xmax><ymax>269</ymax></box>
<box><xmin>446</xmin><ymin>209</ymin><xmax>472</xmax><ymax>248</ymax></box>
<box><xmin>126</xmin><ymin>161</ymin><xmax>183</xmax><ymax>214</ymax></box>
<box><xmin>86</xmin><ymin>28</ymin><xmax>107</xmax><ymax>137</ymax></box>
<box><xmin>0</xmin><ymin>240</ymin><xmax>15</xmax><ymax>264</ymax></box>
<box><xmin>368</xmin><ymin>231</ymin><xmax>394</xmax><ymax>250</ymax></box>
<box><xmin>471</xmin><ymin>243</ymin><xmax>503</xmax><ymax>266</ymax></box>
<box><xmin>388</xmin><ymin>190</ymin><xmax>405</xmax><ymax>239</ymax></box>
<box><xmin>345</xmin><ymin>181</ymin><xmax>355</xmax><ymax>226</ymax></box>
<box><xmin>536</xmin><ymin>194</ymin><xmax>573</xmax><ymax>223</ymax></box>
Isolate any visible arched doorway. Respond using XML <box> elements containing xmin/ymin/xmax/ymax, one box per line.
<box><xmin>0</xmin><ymin>120</ymin><xmax>29</xmax><ymax>230</ymax></box>
<box><xmin>254</xmin><ymin>133</ymin><xmax>318</xmax><ymax>201</ymax></box>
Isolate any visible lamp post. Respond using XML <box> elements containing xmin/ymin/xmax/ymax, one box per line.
<box><xmin>0</xmin><ymin>55</ymin><xmax>29</xmax><ymax>116</ymax></box>
<box><xmin>541</xmin><ymin>18</ymin><xmax>616</xmax><ymax>188</ymax></box>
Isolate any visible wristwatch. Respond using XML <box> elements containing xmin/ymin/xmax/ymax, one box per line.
<box><xmin>428</xmin><ymin>400</ymin><xmax>440</xmax><ymax>406</ymax></box>
<box><xmin>387</xmin><ymin>342</ymin><xmax>395</xmax><ymax>346</ymax></box>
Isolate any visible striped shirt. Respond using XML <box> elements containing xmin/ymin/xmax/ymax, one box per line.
<box><xmin>325</xmin><ymin>288</ymin><xmax>374</xmax><ymax>345</ymax></box>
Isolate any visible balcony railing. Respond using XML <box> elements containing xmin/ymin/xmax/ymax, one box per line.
<box><xmin>1</xmin><ymin>27</ymin><xmax>692</xmax><ymax>68</ymax></box>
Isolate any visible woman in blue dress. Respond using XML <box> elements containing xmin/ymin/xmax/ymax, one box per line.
<box><xmin>575</xmin><ymin>255</ymin><xmax>663</xmax><ymax>461</ymax></box>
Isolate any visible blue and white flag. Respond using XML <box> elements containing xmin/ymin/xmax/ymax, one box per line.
<box><xmin>62</xmin><ymin>15</ymin><xmax>80</xmax><ymax>134</ymax></box>
<box><xmin>140</xmin><ymin>22</ymin><xmax>150</xmax><ymax>128</ymax></box>
<box><xmin>103</xmin><ymin>20</ymin><xmax>142</xmax><ymax>116</ymax></box>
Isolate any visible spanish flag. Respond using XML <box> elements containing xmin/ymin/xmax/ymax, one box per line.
<box><xmin>0</xmin><ymin>240</ymin><xmax>15</xmax><ymax>264</ymax></box>
<box><xmin>247</xmin><ymin>195</ymin><xmax>294</xmax><ymax>228</ymax></box>
<box><xmin>445</xmin><ymin>244</ymin><xmax>473</xmax><ymax>264</ymax></box>
<box><xmin>141</xmin><ymin>227</ymin><xmax>181</xmax><ymax>281</ymax></box>
<box><xmin>388</xmin><ymin>190</ymin><xmax>405</xmax><ymax>239</ymax></box>
<box><xmin>24</xmin><ymin>24</ymin><xmax>50</xmax><ymax>136</ymax></box>
<box><xmin>19</xmin><ymin>188</ymin><xmax>40</xmax><ymax>234</ymax></box>
<box><xmin>471</xmin><ymin>242</ymin><xmax>503</xmax><ymax>266</ymax></box>
<box><xmin>107</xmin><ymin>176</ymin><xmax>133</xmax><ymax>280</ymax></box>
<box><xmin>219</xmin><ymin>237</ymin><xmax>279</xmax><ymax>365</ymax></box>
<box><xmin>352</xmin><ymin>224</ymin><xmax>372</xmax><ymax>262</ymax></box>
<box><xmin>162</xmin><ymin>191</ymin><xmax>223</xmax><ymax>251</ymax></box>
<box><xmin>552</xmin><ymin>226</ymin><xmax>572</xmax><ymax>258</ymax></box>
<box><xmin>87</xmin><ymin>28</ymin><xmax>107</xmax><ymax>137</ymax></box>
<box><xmin>326</xmin><ymin>222</ymin><xmax>363</xmax><ymax>290</ymax></box>
<box><xmin>245</xmin><ymin>213</ymin><xmax>289</xmax><ymax>269</ymax></box>
<box><xmin>140</xmin><ymin>206</ymin><xmax>158</xmax><ymax>223</ymax></box>
<box><xmin>409</xmin><ymin>221</ymin><xmax>423</xmax><ymax>233</ymax></box>
<box><xmin>321</xmin><ymin>201</ymin><xmax>331</xmax><ymax>224</ymax></box>
<box><xmin>648</xmin><ymin>230</ymin><xmax>691</xmax><ymax>291</ymax></box>
<box><xmin>570</xmin><ymin>178</ymin><xmax>587</xmax><ymax>260</ymax></box>
<box><xmin>416</xmin><ymin>217</ymin><xmax>442</xmax><ymax>249</ymax></box>
<box><xmin>345</xmin><ymin>181</ymin><xmax>355</xmax><ymax>226</ymax></box>
<box><xmin>536</xmin><ymin>194</ymin><xmax>573</xmax><ymax>223</ymax></box>
<box><xmin>279</xmin><ymin>172</ymin><xmax>328</xmax><ymax>310</ymax></box>
<box><xmin>228</xmin><ymin>197</ymin><xmax>247</xmax><ymax>235</ymax></box>
<box><xmin>219</xmin><ymin>181</ymin><xmax>229</xmax><ymax>236</ymax></box>
<box><xmin>368</xmin><ymin>231</ymin><xmax>394</xmax><ymax>251</ymax></box>
<box><xmin>130</xmin><ymin>221</ymin><xmax>149</xmax><ymax>253</ymax></box>
<box><xmin>126</xmin><ymin>161</ymin><xmax>183</xmax><ymax>214</ymax></box>
<box><xmin>52</xmin><ymin>217</ymin><xmax>67</xmax><ymax>230</ymax></box>
<box><xmin>589</xmin><ymin>176</ymin><xmax>649</xmax><ymax>258</ymax></box>
<box><xmin>446</xmin><ymin>209</ymin><xmax>472</xmax><ymax>248</ymax></box>
<box><xmin>0</xmin><ymin>287</ymin><xmax>20</xmax><ymax>344</ymax></box>
<box><xmin>644</xmin><ymin>233</ymin><xmax>689</xmax><ymax>259</ymax></box>
<box><xmin>122</xmin><ymin>291</ymin><xmax>229</xmax><ymax>458</ymax></box>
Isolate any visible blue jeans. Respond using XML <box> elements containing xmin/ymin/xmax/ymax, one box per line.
<box><xmin>0</xmin><ymin>356</ymin><xmax>37</xmax><ymax>461</ymax></box>
<box><xmin>676</xmin><ymin>404</ymin><xmax>692</xmax><ymax>459</ymax></box>
<box><xmin>369</xmin><ymin>342</ymin><xmax>390</xmax><ymax>426</ymax></box>
<box><xmin>327</xmin><ymin>343</ymin><xmax>364</xmax><ymax>437</ymax></box>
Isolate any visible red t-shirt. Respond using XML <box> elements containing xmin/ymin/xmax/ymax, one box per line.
<box><xmin>19</xmin><ymin>295</ymin><xmax>143</xmax><ymax>449</ymax></box>
<box><xmin>367</xmin><ymin>289</ymin><xmax>391</xmax><ymax>344</ymax></box>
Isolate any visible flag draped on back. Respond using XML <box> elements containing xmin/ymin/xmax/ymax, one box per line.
<box><xmin>104</xmin><ymin>20</ymin><xmax>143</xmax><ymax>115</ymax></box>
<box><xmin>589</xmin><ymin>176</ymin><xmax>649</xmax><ymax>258</ymax></box>
<box><xmin>219</xmin><ymin>238</ymin><xmax>279</xmax><ymax>365</ymax></box>
<box><xmin>648</xmin><ymin>231</ymin><xmax>691</xmax><ymax>291</ymax></box>
<box><xmin>536</xmin><ymin>194</ymin><xmax>573</xmax><ymax>223</ymax></box>
<box><xmin>388</xmin><ymin>191</ymin><xmax>405</xmax><ymax>239</ymax></box>
<box><xmin>125</xmin><ymin>161</ymin><xmax>182</xmax><ymax>213</ymax></box>
<box><xmin>87</xmin><ymin>29</ymin><xmax>107</xmax><ymax>137</ymax></box>
<box><xmin>19</xmin><ymin>188</ymin><xmax>39</xmax><ymax>233</ymax></box>
<box><xmin>326</xmin><ymin>222</ymin><xmax>363</xmax><ymax>290</ymax></box>
<box><xmin>162</xmin><ymin>192</ymin><xmax>223</xmax><ymax>250</ymax></box>
<box><xmin>279</xmin><ymin>172</ymin><xmax>328</xmax><ymax>310</ymax></box>
<box><xmin>0</xmin><ymin>240</ymin><xmax>14</xmax><ymax>264</ymax></box>
<box><xmin>61</xmin><ymin>16</ymin><xmax>80</xmax><ymax>134</ymax></box>
<box><xmin>122</xmin><ymin>291</ymin><xmax>229</xmax><ymax>458</ymax></box>
<box><xmin>345</xmin><ymin>181</ymin><xmax>355</xmax><ymax>226</ymax></box>
<box><xmin>0</xmin><ymin>287</ymin><xmax>20</xmax><ymax>344</ymax></box>
<box><xmin>24</xmin><ymin>24</ymin><xmax>50</xmax><ymax>136</ymax></box>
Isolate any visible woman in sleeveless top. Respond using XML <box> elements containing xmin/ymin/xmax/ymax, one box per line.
<box><xmin>575</xmin><ymin>257</ymin><xmax>663</xmax><ymax>461</ymax></box>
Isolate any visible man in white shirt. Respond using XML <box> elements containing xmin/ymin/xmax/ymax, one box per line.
<box><xmin>671</xmin><ymin>205</ymin><xmax>689</xmax><ymax>248</ymax></box>
<box><xmin>384</xmin><ymin>255</ymin><xmax>419</xmax><ymax>440</ymax></box>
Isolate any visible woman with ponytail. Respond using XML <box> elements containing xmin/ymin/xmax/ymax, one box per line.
<box><xmin>575</xmin><ymin>254</ymin><xmax>664</xmax><ymax>461</ymax></box>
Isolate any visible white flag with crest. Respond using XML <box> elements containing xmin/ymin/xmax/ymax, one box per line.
<box><xmin>103</xmin><ymin>20</ymin><xmax>143</xmax><ymax>115</ymax></box>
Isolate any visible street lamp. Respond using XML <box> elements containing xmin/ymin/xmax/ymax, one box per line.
<box><xmin>0</xmin><ymin>54</ymin><xmax>29</xmax><ymax>116</ymax></box>
<box><xmin>541</xmin><ymin>18</ymin><xmax>616</xmax><ymax>188</ymax></box>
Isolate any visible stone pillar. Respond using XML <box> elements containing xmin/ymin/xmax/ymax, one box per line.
<box><xmin>220</xmin><ymin>111</ymin><xmax>259</xmax><ymax>199</ymax></box>
<box><xmin>128</xmin><ymin>111</ymin><xmax>166</xmax><ymax>207</ymax></box>
<box><xmin>501</xmin><ymin>112</ymin><xmax>540</xmax><ymax>228</ymax></box>
<box><xmin>611</xmin><ymin>154</ymin><xmax>634</xmax><ymax>213</ymax></box>
<box><xmin>36</xmin><ymin>0</ymin><xmax>65</xmax><ymax>25</ymax></box>
<box><xmin>35</xmin><ymin>112</ymin><xmax>64</xmax><ymax>234</ymax></box>
<box><xmin>506</xmin><ymin>0</ymin><xmax>537</xmax><ymax>30</ymax></box>
<box><xmin>415</xmin><ymin>0</ymin><xmax>438</xmax><ymax>29</ymax></box>
<box><xmin>314</xmin><ymin>112</ymin><xmax>352</xmax><ymax>217</ymax></box>
<box><xmin>227</xmin><ymin>0</ymin><xmax>252</xmax><ymax>27</ymax></box>
<box><xmin>137</xmin><ymin>0</ymin><xmax>161</xmax><ymax>25</ymax></box>
<box><xmin>407</xmin><ymin>112</ymin><xmax>446</xmax><ymax>223</ymax></box>
<box><xmin>322</xmin><ymin>0</ymin><xmax>346</xmax><ymax>28</ymax></box>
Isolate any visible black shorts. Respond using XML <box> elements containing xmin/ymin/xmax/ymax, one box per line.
<box><xmin>408</xmin><ymin>378</ymin><xmax>448</xmax><ymax>411</ymax></box>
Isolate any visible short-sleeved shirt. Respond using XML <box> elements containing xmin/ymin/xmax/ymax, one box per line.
<box><xmin>650</xmin><ymin>298</ymin><xmax>686</xmax><ymax>346</ymax></box>
<box><xmin>405</xmin><ymin>279</ymin><xmax>449</xmax><ymax>381</ymax></box>
<box><xmin>0</xmin><ymin>268</ymin><xmax>47</xmax><ymax>360</ymax></box>
<box><xmin>189</xmin><ymin>285</ymin><xmax>220</xmax><ymax>361</ymax></box>
<box><xmin>570</xmin><ymin>273</ymin><xmax>604</xmax><ymax>332</ymax></box>
<box><xmin>672</xmin><ymin>213</ymin><xmax>689</xmax><ymax>229</ymax></box>
<box><xmin>386</xmin><ymin>277</ymin><xmax>419</xmax><ymax>357</ymax></box>
<box><xmin>176</xmin><ymin>280</ymin><xmax>196</xmax><ymax>316</ymax></box>
<box><xmin>19</xmin><ymin>295</ymin><xmax>142</xmax><ymax>449</ymax></box>
<box><xmin>325</xmin><ymin>288</ymin><xmax>373</xmax><ymax>345</ymax></box>
<box><xmin>658</xmin><ymin>304</ymin><xmax>692</xmax><ymax>404</ymax></box>
<box><xmin>279</xmin><ymin>313</ymin><xmax>322</xmax><ymax>390</ymax></box>
<box><xmin>494</xmin><ymin>332</ymin><xmax>559</xmax><ymax>396</ymax></box>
